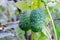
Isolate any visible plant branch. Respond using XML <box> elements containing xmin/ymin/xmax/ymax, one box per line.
<box><xmin>54</xmin><ymin>18</ymin><xmax>60</xmax><ymax>20</ymax></box>
<box><xmin>45</xmin><ymin>5</ymin><xmax>57</xmax><ymax>40</ymax></box>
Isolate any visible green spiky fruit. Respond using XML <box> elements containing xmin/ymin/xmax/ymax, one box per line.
<box><xmin>19</xmin><ymin>10</ymin><xmax>31</xmax><ymax>31</ymax></box>
<box><xmin>30</xmin><ymin>8</ymin><xmax>45</xmax><ymax>32</ymax></box>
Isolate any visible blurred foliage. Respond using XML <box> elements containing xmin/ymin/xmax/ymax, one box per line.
<box><xmin>0</xmin><ymin>6</ymin><xmax>5</xmax><ymax>13</ymax></box>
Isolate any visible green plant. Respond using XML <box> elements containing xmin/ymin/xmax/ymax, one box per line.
<box><xmin>15</xmin><ymin>0</ymin><xmax>60</xmax><ymax>40</ymax></box>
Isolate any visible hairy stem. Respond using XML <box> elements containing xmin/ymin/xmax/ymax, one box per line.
<box><xmin>45</xmin><ymin>5</ymin><xmax>57</xmax><ymax>40</ymax></box>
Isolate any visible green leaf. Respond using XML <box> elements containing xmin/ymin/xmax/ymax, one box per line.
<box><xmin>15</xmin><ymin>1</ymin><xmax>45</xmax><ymax>10</ymax></box>
<box><xmin>48</xmin><ymin>7</ymin><xmax>54</xmax><ymax>12</ymax></box>
<box><xmin>54</xmin><ymin>2</ymin><xmax>60</xmax><ymax>9</ymax></box>
<box><xmin>31</xmin><ymin>31</ymin><xmax>47</xmax><ymax>40</ymax></box>
<box><xmin>15</xmin><ymin>1</ymin><xmax>29</xmax><ymax>10</ymax></box>
<box><xmin>31</xmin><ymin>1</ymin><xmax>40</xmax><ymax>10</ymax></box>
<box><xmin>31</xmin><ymin>0</ymin><xmax>38</xmax><ymax>2</ymax></box>
<box><xmin>45</xmin><ymin>9</ymin><xmax>51</xmax><ymax>22</ymax></box>
<box><xmin>54</xmin><ymin>20</ymin><xmax>60</xmax><ymax>40</ymax></box>
<box><xmin>38</xmin><ymin>32</ymin><xmax>47</xmax><ymax>40</ymax></box>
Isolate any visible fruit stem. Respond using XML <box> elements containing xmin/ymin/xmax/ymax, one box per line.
<box><xmin>25</xmin><ymin>31</ymin><xmax>27</xmax><ymax>40</ymax></box>
<box><xmin>31</xmin><ymin>31</ymin><xmax>36</xmax><ymax>40</ymax></box>
<box><xmin>25</xmin><ymin>31</ymin><xmax>31</xmax><ymax>40</ymax></box>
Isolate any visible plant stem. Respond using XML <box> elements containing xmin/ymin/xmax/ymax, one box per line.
<box><xmin>25</xmin><ymin>31</ymin><xmax>27</xmax><ymax>40</ymax></box>
<box><xmin>45</xmin><ymin>5</ymin><xmax>57</xmax><ymax>40</ymax></box>
<box><xmin>31</xmin><ymin>31</ymin><xmax>34</xmax><ymax>40</ymax></box>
